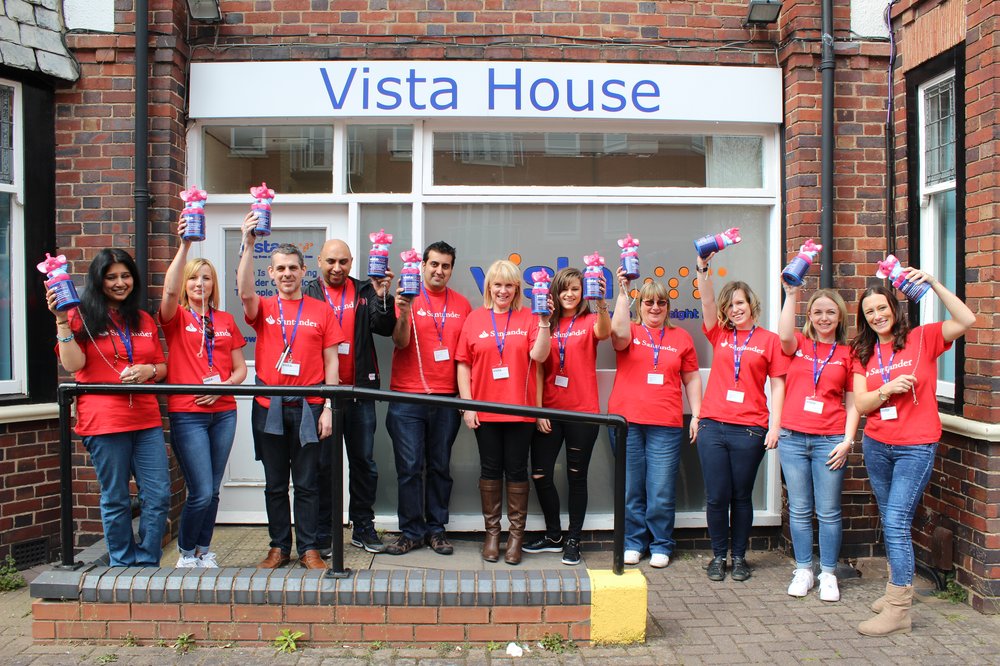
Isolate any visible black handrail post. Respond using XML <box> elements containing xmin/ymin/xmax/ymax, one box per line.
<box><xmin>57</xmin><ymin>384</ymin><xmax>82</xmax><ymax>569</ymax></box>
<box><xmin>326</xmin><ymin>393</ymin><xmax>350</xmax><ymax>578</ymax></box>
<box><xmin>612</xmin><ymin>420</ymin><xmax>627</xmax><ymax>576</ymax></box>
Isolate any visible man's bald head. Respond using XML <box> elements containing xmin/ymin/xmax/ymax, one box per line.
<box><xmin>319</xmin><ymin>239</ymin><xmax>353</xmax><ymax>287</ymax></box>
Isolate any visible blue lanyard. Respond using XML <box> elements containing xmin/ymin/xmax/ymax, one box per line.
<box><xmin>277</xmin><ymin>298</ymin><xmax>305</xmax><ymax>358</ymax></box>
<box><xmin>110</xmin><ymin>318</ymin><xmax>133</xmax><ymax>364</ymax></box>
<box><xmin>490</xmin><ymin>309</ymin><xmax>512</xmax><ymax>364</ymax></box>
<box><xmin>323</xmin><ymin>282</ymin><xmax>348</xmax><ymax>327</ymax></box>
<box><xmin>422</xmin><ymin>286</ymin><xmax>449</xmax><ymax>345</ymax></box>
<box><xmin>190</xmin><ymin>307</ymin><xmax>215</xmax><ymax>369</ymax></box>
<box><xmin>875</xmin><ymin>342</ymin><xmax>896</xmax><ymax>385</ymax></box>
<box><xmin>555</xmin><ymin>313</ymin><xmax>580</xmax><ymax>372</ymax></box>
<box><xmin>642</xmin><ymin>324</ymin><xmax>667</xmax><ymax>369</ymax></box>
<box><xmin>731</xmin><ymin>325</ymin><xmax>757</xmax><ymax>385</ymax></box>
<box><xmin>811</xmin><ymin>339</ymin><xmax>838</xmax><ymax>396</ymax></box>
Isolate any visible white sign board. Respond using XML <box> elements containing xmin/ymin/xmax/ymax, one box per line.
<box><xmin>190</xmin><ymin>61</ymin><xmax>782</xmax><ymax>123</ymax></box>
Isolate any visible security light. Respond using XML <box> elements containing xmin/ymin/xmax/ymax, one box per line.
<box><xmin>745</xmin><ymin>0</ymin><xmax>782</xmax><ymax>26</ymax></box>
<box><xmin>186</xmin><ymin>0</ymin><xmax>222</xmax><ymax>23</ymax></box>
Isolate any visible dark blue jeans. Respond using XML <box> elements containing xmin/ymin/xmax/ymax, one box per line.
<box><xmin>386</xmin><ymin>400</ymin><xmax>462</xmax><ymax>540</ymax></box>
<box><xmin>696</xmin><ymin>418</ymin><xmax>767</xmax><ymax>559</ymax></box>
<box><xmin>863</xmin><ymin>435</ymin><xmax>937</xmax><ymax>586</ymax></box>
<box><xmin>319</xmin><ymin>399</ymin><xmax>377</xmax><ymax>544</ymax></box>
<box><xmin>169</xmin><ymin>410</ymin><xmax>238</xmax><ymax>556</ymax></box>
<box><xmin>251</xmin><ymin>401</ymin><xmax>323</xmax><ymax>556</ymax></box>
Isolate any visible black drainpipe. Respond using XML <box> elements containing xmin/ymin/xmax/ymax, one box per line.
<box><xmin>134</xmin><ymin>0</ymin><xmax>150</xmax><ymax>306</ymax></box>
<box><xmin>819</xmin><ymin>0</ymin><xmax>835</xmax><ymax>288</ymax></box>
<box><xmin>884</xmin><ymin>0</ymin><xmax>899</xmax><ymax>257</ymax></box>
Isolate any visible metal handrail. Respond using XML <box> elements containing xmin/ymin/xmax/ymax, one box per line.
<box><xmin>56</xmin><ymin>382</ymin><xmax>628</xmax><ymax>576</ymax></box>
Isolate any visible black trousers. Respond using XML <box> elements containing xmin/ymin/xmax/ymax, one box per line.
<box><xmin>474</xmin><ymin>421</ymin><xmax>535</xmax><ymax>482</ymax></box>
<box><xmin>530</xmin><ymin>421</ymin><xmax>599</xmax><ymax>540</ymax></box>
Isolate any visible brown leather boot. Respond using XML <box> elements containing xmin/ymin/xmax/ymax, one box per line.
<box><xmin>858</xmin><ymin>583</ymin><xmax>913</xmax><ymax>636</ymax></box>
<box><xmin>299</xmin><ymin>549</ymin><xmax>328</xmax><ymax>570</ymax></box>
<box><xmin>479</xmin><ymin>479</ymin><xmax>503</xmax><ymax>562</ymax></box>
<box><xmin>257</xmin><ymin>547</ymin><xmax>290</xmax><ymax>569</ymax></box>
<box><xmin>504</xmin><ymin>481</ymin><xmax>530</xmax><ymax>565</ymax></box>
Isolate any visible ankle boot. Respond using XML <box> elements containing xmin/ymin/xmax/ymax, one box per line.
<box><xmin>858</xmin><ymin>583</ymin><xmax>913</xmax><ymax>636</ymax></box>
<box><xmin>870</xmin><ymin>581</ymin><xmax>891</xmax><ymax>613</ymax></box>
<box><xmin>479</xmin><ymin>479</ymin><xmax>503</xmax><ymax>562</ymax></box>
<box><xmin>504</xmin><ymin>481</ymin><xmax>530</xmax><ymax>565</ymax></box>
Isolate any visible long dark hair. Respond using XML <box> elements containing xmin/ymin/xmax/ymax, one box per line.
<box><xmin>850</xmin><ymin>284</ymin><xmax>910</xmax><ymax>366</ymax></box>
<box><xmin>78</xmin><ymin>248</ymin><xmax>144</xmax><ymax>334</ymax></box>
<box><xmin>550</xmin><ymin>267</ymin><xmax>591</xmax><ymax>320</ymax></box>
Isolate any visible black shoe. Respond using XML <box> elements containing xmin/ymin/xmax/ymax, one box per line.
<box><xmin>351</xmin><ymin>524</ymin><xmax>386</xmax><ymax>553</ymax></box>
<box><xmin>319</xmin><ymin>546</ymin><xmax>333</xmax><ymax>559</ymax></box>
<box><xmin>561</xmin><ymin>538</ymin><xmax>582</xmax><ymax>566</ymax></box>
<box><xmin>427</xmin><ymin>532</ymin><xmax>454</xmax><ymax>555</ymax></box>
<box><xmin>522</xmin><ymin>534</ymin><xmax>564</xmax><ymax>553</ymax></box>
<box><xmin>706</xmin><ymin>555</ymin><xmax>727</xmax><ymax>581</ymax></box>
<box><xmin>384</xmin><ymin>534</ymin><xmax>424</xmax><ymax>556</ymax></box>
<box><xmin>731</xmin><ymin>556</ymin><xmax>752</xmax><ymax>581</ymax></box>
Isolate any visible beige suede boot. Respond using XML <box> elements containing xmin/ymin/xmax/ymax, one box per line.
<box><xmin>870</xmin><ymin>581</ymin><xmax>890</xmax><ymax>613</ymax></box>
<box><xmin>858</xmin><ymin>583</ymin><xmax>913</xmax><ymax>636</ymax></box>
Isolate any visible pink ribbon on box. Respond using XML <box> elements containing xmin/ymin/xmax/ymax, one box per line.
<box><xmin>369</xmin><ymin>229</ymin><xmax>394</xmax><ymax>245</ymax></box>
<box><xmin>617</xmin><ymin>234</ymin><xmax>640</xmax><ymax>250</ymax></box>
<box><xmin>722</xmin><ymin>227</ymin><xmax>742</xmax><ymax>243</ymax></box>
<box><xmin>876</xmin><ymin>255</ymin><xmax>899</xmax><ymax>279</ymax></box>
<box><xmin>531</xmin><ymin>270</ymin><xmax>551</xmax><ymax>288</ymax></box>
<box><xmin>180</xmin><ymin>185</ymin><xmax>207</xmax><ymax>204</ymax></box>
<box><xmin>250</xmin><ymin>182</ymin><xmax>275</xmax><ymax>202</ymax></box>
<box><xmin>37</xmin><ymin>253</ymin><xmax>69</xmax><ymax>277</ymax></box>
<box><xmin>583</xmin><ymin>252</ymin><xmax>605</xmax><ymax>268</ymax></box>
<box><xmin>400</xmin><ymin>248</ymin><xmax>421</xmax><ymax>264</ymax></box>
<box><xmin>799</xmin><ymin>239</ymin><xmax>822</xmax><ymax>259</ymax></box>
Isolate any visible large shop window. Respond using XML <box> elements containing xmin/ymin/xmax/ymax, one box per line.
<box><xmin>203</xmin><ymin>125</ymin><xmax>335</xmax><ymax>194</ymax></box>
<box><xmin>0</xmin><ymin>81</ymin><xmax>24</xmax><ymax>394</ymax></box>
<box><xmin>915</xmin><ymin>70</ymin><xmax>961</xmax><ymax>401</ymax></box>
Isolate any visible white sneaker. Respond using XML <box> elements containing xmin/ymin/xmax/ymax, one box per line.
<box><xmin>198</xmin><ymin>552</ymin><xmax>219</xmax><ymax>568</ymax></box>
<box><xmin>787</xmin><ymin>568</ymin><xmax>815</xmax><ymax>597</ymax></box>
<box><xmin>817</xmin><ymin>572</ymin><xmax>840</xmax><ymax>602</ymax></box>
<box><xmin>176</xmin><ymin>554</ymin><xmax>200</xmax><ymax>568</ymax></box>
<box><xmin>650</xmin><ymin>553</ymin><xmax>670</xmax><ymax>569</ymax></box>
<box><xmin>624</xmin><ymin>550</ymin><xmax>642</xmax><ymax>565</ymax></box>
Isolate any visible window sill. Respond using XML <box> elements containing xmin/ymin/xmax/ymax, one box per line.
<box><xmin>940</xmin><ymin>413</ymin><xmax>1000</xmax><ymax>443</ymax></box>
<box><xmin>0</xmin><ymin>402</ymin><xmax>59</xmax><ymax>425</ymax></box>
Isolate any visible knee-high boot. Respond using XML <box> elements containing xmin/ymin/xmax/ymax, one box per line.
<box><xmin>479</xmin><ymin>479</ymin><xmax>503</xmax><ymax>562</ymax></box>
<box><xmin>504</xmin><ymin>481</ymin><xmax>530</xmax><ymax>565</ymax></box>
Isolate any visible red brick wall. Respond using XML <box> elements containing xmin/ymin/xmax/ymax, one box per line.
<box><xmin>0</xmin><ymin>421</ymin><xmax>61</xmax><ymax>564</ymax></box>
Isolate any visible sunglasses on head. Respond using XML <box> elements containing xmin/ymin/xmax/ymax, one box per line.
<box><xmin>642</xmin><ymin>299</ymin><xmax>669</xmax><ymax>307</ymax></box>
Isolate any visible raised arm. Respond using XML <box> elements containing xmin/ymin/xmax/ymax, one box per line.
<box><xmin>904</xmin><ymin>267</ymin><xmax>976</xmax><ymax>342</ymax></box>
<box><xmin>160</xmin><ymin>213</ymin><xmax>190</xmax><ymax>323</ymax></box>
<box><xmin>236</xmin><ymin>212</ymin><xmax>261</xmax><ymax>322</ymax></box>
<box><xmin>391</xmin><ymin>288</ymin><xmax>412</xmax><ymax>349</ymax></box>
<box><xmin>529</xmin><ymin>307</ymin><xmax>552</xmax><ymax>363</ymax></box>
<box><xmin>696</xmin><ymin>251</ymin><xmax>718</xmax><ymax>332</ymax></box>
<box><xmin>610</xmin><ymin>266</ymin><xmax>633</xmax><ymax>351</ymax></box>
<box><xmin>592</xmin><ymin>276</ymin><xmax>612</xmax><ymax>340</ymax></box>
<box><xmin>778</xmin><ymin>281</ymin><xmax>800</xmax><ymax>356</ymax></box>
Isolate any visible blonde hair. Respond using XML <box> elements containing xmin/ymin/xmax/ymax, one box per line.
<box><xmin>634</xmin><ymin>281</ymin><xmax>675</xmax><ymax>328</ymax></box>
<box><xmin>802</xmin><ymin>289</ymin><xmax>849</xmax><ymax>343</ymax></box>
<box><xmin>179</xmin><ymin>258</ymin><xmax>220</xmax><ymax>310</ymax></box>
<box><xmin>716</xmin><ymin>281</ymin><xmax>761</xmax><ymax>329</ymax></box>
<box><xmin>482</xmin><ymin>259</ymin><xmax>523</xmax><ymax>310</ymax></box>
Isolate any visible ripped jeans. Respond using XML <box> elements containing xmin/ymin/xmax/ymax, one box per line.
<box><xmin>530</xmin><ymin>421</ymin><xmax>599</xmax><ymax>541</ymax></box>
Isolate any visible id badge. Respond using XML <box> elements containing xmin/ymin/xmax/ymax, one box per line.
<box><xmin>492</xmin><ymin>366</ymin><xmax>510</xmax><ymax>380</ymax></box>
<box><xmin>202</xmin><ymin>372</ymin><xmax>223</xmax><ymax>385</ymax></box>
<box><xmin>880</xmin><ymin>406</ymin><xmax>898</xmax><ymax>421</ymax></box>
<box><xmin>338</xmin><ymin>342</ymin><xmax>351</xmax><ymax>355</ymax></box>
<box><xmin>803</xmin><ymin>397</ymin><xmax>824</xmax><ymax>414</ymax></box>
<box><xmin>554</xmin><ymin>375</ymin><xmax>570</xmax><ymax>388</ymax></box>
<box><xmin>433</xmin><ymin>348</ymin><xmax>450</xmax><ymax>362</ymax></box>
<box><xmin>280</xmin><ymin>361</ymin><xmax>301</xmax><ymax>377</ymax></box>
<box><xmin>647</xmin><ymin>373</ymin><xmax>664</xmax><ymax>385</ymax></box>
<box><xmin>726</xmin><ymin>389</ymin><xmax>745</xmax><ymax>404</ymax></box>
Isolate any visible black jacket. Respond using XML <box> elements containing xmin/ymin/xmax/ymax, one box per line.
<box><xmin>303</xmin><ymin>276</ymin><xmax>396</xmax><ymax>388</ymax></box>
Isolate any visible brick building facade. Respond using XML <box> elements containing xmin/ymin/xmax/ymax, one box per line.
<box><xmin>1</xmin><ymin>0</ymin><xmax>997</xmax><ymax>611</ymax></box>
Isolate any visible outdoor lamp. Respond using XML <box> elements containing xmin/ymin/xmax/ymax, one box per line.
<box><xmin>744</xmin><ymin>0</ymin><xmax>782</xmax><ymax>26</ymax></box>
<box><xmin>186</xmin><ymin>0</ymin><xmax>223</xmax><ymax>23</ymax></box>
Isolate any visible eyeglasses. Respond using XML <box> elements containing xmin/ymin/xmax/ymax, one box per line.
<box><xmin>641</xmin><ymin>299</ymin><xmax>669</xmax><ymax>307</ymax></box>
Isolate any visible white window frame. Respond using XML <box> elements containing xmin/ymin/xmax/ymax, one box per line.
<box><xmin>0</xmin><ymin>79</ymin><xmax>27</xmax><ymax>395</ymax></box>
<box><xmin>916</xmin><ymin>70</ymin><xmax>957</xmax><ymax>399</ymax></box>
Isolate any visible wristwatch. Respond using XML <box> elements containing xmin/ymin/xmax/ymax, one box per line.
<box><xmin>878</xmin><ymin>388</ymin><xmax>889</xmax><ymax>402</ymax></box>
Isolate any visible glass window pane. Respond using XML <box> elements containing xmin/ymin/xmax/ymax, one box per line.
<box><xmin>924</xmin><ymin>78</ymin><xmax>955</xmax><ymax>186</ymax></box>
<box><xmin>425</xmin><ymin>203</ymin><xmax>771</xmax><ymax>514</ymax></box>
<box><xmin>203</xmin><ymin>125</ymin><xmax>334</xmax><ymax>194</ymax></box>
<box><xmin>934</xmin><ymin>189</ymin><xmax>957</xmax><ymax>386</ymax></box>
<box><xmin>432</xmin><ymin>132</ymin><xmax>763</xmax><ymax>188</ymax></box>
<box><xmin>0</xmin><ymin>85</ymin><xmax>13</xmax><ymax>185</ymax></box>
<box><xmin>0</xmin><ymin>193</ymin><xmax>11</xmax><ymax>379</ymax></box>
<box><xmin>347</xmin><ymin>126</ymin><xmax>412</xmax><ymax>194</ymax></box>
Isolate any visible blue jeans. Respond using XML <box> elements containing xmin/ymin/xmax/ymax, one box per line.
<box><xmin>386</xmin><ymin>400</ymin><xmax>461</xmax><ymax>540</ymax></box>
<box><xmin>696</xmin><ymin>418</ymin><xmax>767</xmax><ymax>559</ymax></box>
<box><xmin>82</xmin><ymin>427</ymin><xmax>170</xmax><ymax>567</ymax></box>
<box><xmin>863</xmin><ymin>435</ymin><xmax>937</xmax><ymax>586</ymax></box>
<box><xmin>778</xmin><ymin>428</ymin><xmax>845</xmax><ymax>573</ymax></box>
<box><xmin>610</xmin><ymin>424</ymin><xmax>683</xmax><ymax>557</ymax></box>
<box><xmin>319</xmin><ymin>399</ymin><xmax>377</xmax><ymax>544</ymax></box>
<box><xmin>169</xmin><ymin>410</ymin><xmax>238</xmax><ymax>556</ymax></box>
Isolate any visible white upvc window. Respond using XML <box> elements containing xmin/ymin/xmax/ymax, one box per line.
<box><xmin>0</xmin><ymin>79</ymin><xmax>27</xmax><ymax>395</ymax></box>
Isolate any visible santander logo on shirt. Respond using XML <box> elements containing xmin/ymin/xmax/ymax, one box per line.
<box><xmin>415</xmin><ymin>308</ymin><xmax>463</xmax><ymax>319</ymax></box>
<box><xmin>184</xmin><ymin>323</ymin><xmax>232</xmax><ymax>337</ymax></box>
<box><xmin>719</xmin><ymin>339</ymin><xmax>765</xmax><ymax>355</ymax></box>
<box><xmin>264</xmin><ymin>315</ymin><xmax>321</xmax><ymax>328</ymax></box>
<box><xmin>865</xmin><ymin>358</ymin><xmax>913</xmax><ymax>378</ymax></box>
<box><xmin>477</xmin><ymin>328</ymin><xmax>529</xmax><ymax>339</ymax></box>
<box><xmin>794</xmin><ymin>349</ymin><xmax>845</xmax><ymax>365</ymax></box>
<box><xmin>98</xmin><ymin>330</ymin><xmax>154</xmax><ymax>338</ymax></box>
<box><xmin>632</xmin><ymin>336</ymin><xmax>678</xmax><ymax>353</ymax></box>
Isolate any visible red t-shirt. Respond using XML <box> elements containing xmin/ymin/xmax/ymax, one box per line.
<box><xmin>851</xmin><ymin>322</ymin><xmax>951</xmax><ymax>445</ymax></box>
<box><xmin>57</xmin><ymin>309</ymin><xmax>166</xmax><ymax>436</ymax></box>
<box><xmin>780</xmin><ymin>332</ymin><xmax>853</xmax><ymax>435</ymax></box>
<box><xmin>160</xmin><ymin>307</ymin><xmax>247</xmax><ymax>413</ymax></box>
<box><xmin>390</xmin><ymin>287</ymin><xmax>472</xmax><ymax>394</ymax></box>
<box><xmin>700</xmin><ymin>323</ymin><xmax>788</xmax><ymax>429</ymax></box>
<box><xmin>541</xmin><ymin>312</ymin><xmax>602</xmax><ymax>413</ymax></box>
<box><xmin>455</xmin><ymin>307</ymin><xmax>541</xmax><ymax>423</ymax></box>
<box><xmin>608</xmin><ymin>323</ymin><xmax>699</xmax><ymax>427</ymax></box>
<box><xmin>248</xmin><ymin>295</ymin><xmax>345</xmax><ymax>408</ymax></box>
<box><xmin>316</xmin><ymin>280</ymin><xmax>357</xmax><ymax>386</ymax></box>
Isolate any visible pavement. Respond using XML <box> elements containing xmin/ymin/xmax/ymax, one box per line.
<box><xmin>3</xmin><ymin>528</ymin><xmax>1000</xmax><ymax>664</ymax></box>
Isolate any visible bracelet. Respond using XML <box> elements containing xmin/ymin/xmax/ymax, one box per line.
<box><xmin>696</xmin><ymin>265</ymin><xmax>710</xmax><ymax>274</ymax></box>
<box><xmin>56</xmin><ymin>333</ymin><xmax>74</xmax><ymax>343</ymax></box>
<box><xmin>877</xmin><ymin>388</ymin><xmax>889</xmax><ymax>402</ymax></box>
<box><xmin>55</xmin><ymin>319</ymin><xmax>70</xmax><ymax>326</ymax></box>
<box><xmin>150</xmin><ymin>364</ymin><xmax>158</xmax><ymax>381</ymax></box>
<box><xmin>538</xmin><ymin>323</ymin><xmax>551</xmax><ymax>328</ymax></box>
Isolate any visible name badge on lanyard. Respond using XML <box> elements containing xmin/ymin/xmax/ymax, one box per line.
<box><xmin>490</xmin><ymin>309</ymin><xmax>512</xmax><ymax>381</ymax></box>
<box><xmin>803</xmin><ymin>397</ymin><xmax>824</xmax><ymax>414</ymax></box>
<box><xmin>726</xmin><ymin>390</ymin><xmax>745</xmax><ymax>403</ymax></box>
<box><xmin>647</xmin><ymin>373</ymin><xmax>664</xmax><ymax>385</ymax></box>
<box><xmin>276</xmin><ymin>298</ymin><xmax>305</xmax><ymax>376</ymax></box>
<box><xmin>338</xmin><ymin>342</ymin><xmax>351</xmax><ymax>355</ymax></box>
<box><xmin>280</xmin><ymin>361</ymin><xmax>301</xmax><ymax>376</ymax></box>
<box><xmin>805</xmin><ymin>340</ymin><xmax>835</xmax><ymax>416</ymax></box>
<box><xmin>202</xmin><ymin>372</ymin><xmax>223</xmax><ymax>384</ymax></box>
<box><xmin>434</xmin><ymin>348</ymin><xmax>450</xmax><ymax>362</ymax></box>
<box><xmin>492</xmin><ymin>366</ymin><xmax>510</xmax><ymax>380</ymax></box>
<box><xmin>880</xmin><ymin>406</ymin><xmax>898</xmax><ymax>420</ymax></box>
<box><xmin>554</xmin><ymin>374</ymin><xmax>569</xmax><ymax>388</ymax></box>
